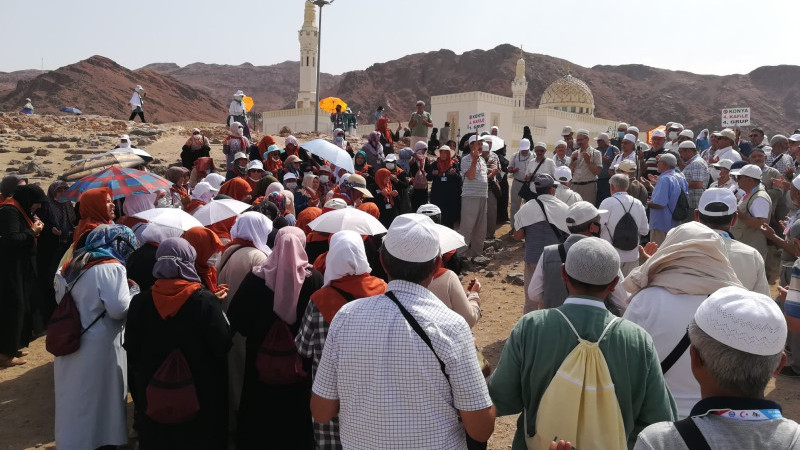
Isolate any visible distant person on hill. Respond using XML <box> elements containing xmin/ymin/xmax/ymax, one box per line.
<box><xmin>228</xmin><ymin>90</ymin><xmax>251</xmax><ymax>139</ymax></box>
<box><xmin>374</xmin><ymin>105</ymin><xmax>384</xmax><ymax>122</ymax></box>
<box><xmin>128</xmin><ymin>85</ymin><xmax>145</xmax><ymax>122</ymax></box>
<box><xmin>21</xmin><ymin>98</ymin><xmax>34</xmax><ymax>115</ymax></box>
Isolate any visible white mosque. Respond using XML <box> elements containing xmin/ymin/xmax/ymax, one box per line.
<box><xmin>262</xmin><ymin>1</ymin><xmax>618</xmax><ymax>148</ymax></box>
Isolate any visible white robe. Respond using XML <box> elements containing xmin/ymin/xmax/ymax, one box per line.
<box><xmin>54</xmin><ymin>263</ymin><xmax>135</xmax><ymax>450</ymax></box>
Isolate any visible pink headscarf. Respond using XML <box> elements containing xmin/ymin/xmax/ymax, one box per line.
<box><xmin>252</xmin><ymin>227</ymin><xmax>311</xmax><ymax>324</ymax></box>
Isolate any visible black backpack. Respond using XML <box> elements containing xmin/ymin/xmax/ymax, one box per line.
<box><xmin>609</xmin><ymin>196</ymin><xmax>640</xmax><ymax>251</ymax></box>
<box><xmin>671</xmin><ymin>186</ymin><xmax>691</xmax><ymax>222</ymax></box>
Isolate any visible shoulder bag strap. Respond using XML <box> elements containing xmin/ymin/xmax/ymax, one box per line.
<box><xmin>557</xmin><ymin>243</ymin><xmax>567</xmax><ymax>263</ymax></box>
<box><xmin>217</xmin><ymin>245</ymin><xmax>243</xmax><ymax>274</ymax></box>
<box><xmin>67</xmin><ymin>268</ymin><xmax>107</xmax><ymax>335</ymax></box>
<box><xmin>534</xmin><ymin>197</ymin><xmax>564</xmax><ymax>239</ymax></box>
<box><xmin>660</xmin><ymin>331</ymin><xmax>691</xmax><ymax>374</ymax></box>
<box><xmin>530</xmin><ymin>158</ymin><xmax>545</xmax><ymax>177</ymax></box>
<box><xmin>330</xmin><ymin>285</ymin><xmax>356</xmax><ymax>302</ymax></box>
<box><xmin>385</xmin><ymin>291</ymin><xmax>449</xmax><ymax>383</ymax></box>
<box><xmin>674</xmin><ymin>417</ymin><xmax>712</xmax><ymax>450</ymax></box>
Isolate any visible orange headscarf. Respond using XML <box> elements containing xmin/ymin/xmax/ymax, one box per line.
<box><xmin>311</xmin><ymin>274</ymin><xmax>387</xmax><ymax>323</ymax></box>
<box><xmin>296</xmin><ymin>207</ymin><xmax>322</xmax><ymax>235</ymax></box>
<box><xmin>152</xmin><ymin>279</ymin><xmax>202</xmax><ymax>319</ymax></box>
<box><xmin>374</xmin><ymin>168</ymin><xmax>394</xmax><ymax>206</ymax></box>
<box><xmin>376</xmin><ymin>117</ymin><xmax>393</xmax><ymax>146</ymax></box>
<box><xmin>207</xmin><ymin>216</ymin><xmax>235</xmax><ymax>241</ymax></box>
<box><xmin>183</xmin><ymin>227</ymin><xmax>224</xmax><ymax>292</ymax></box>
<box><xmin>357</xmin><ymin>202</ymin><xmax>380</xmax><ymax>219</ymax></box>
<box><xmin>437</xmin><ymin>147</ymin><xmax>455</xmax><ymax>174</ymax></box>
<box><xmin>74</xmin><ymin>187</ymin><xmax>113</xmax><ymax>246</ymax></box>
<box><xmin>219</xmin><ymin>177</ymin><xmax>252</xmax><ymax>202</ymax></box>
<box><xmin>0</xmin><ymin>198</ymin><xmax>33</xmax><ymax>227</ymax></box>
<box><xmin>257</xmin><ymin>135</ymin><xmax>276</xmax><ymax>159</ymax></box>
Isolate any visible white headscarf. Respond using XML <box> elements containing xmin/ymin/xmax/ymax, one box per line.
<box><xmin>202</xmin><ymin>173</ymin><xmax>226</xmax><ymax>190</ymax></box>
<box><xmin>122</xmin><ymin>193</ymin><xmax>156</xmax><ymax>216</ymax></box>
<box><xmin>230</xmin><ymin>211</ymin><xmax>273</xmax><ymax>255</ymax></box>
<box><xmin>139</xmin><ymin>222</ymin><xmax>184</xmax><ymax>245</ymax></box>
<box><xmin>323</xmin><ymin>230</ymin><xmax>371</xmax><ymax>286</ymax></box>
<box><xmin>266</xmin><ymin>182</ymin><xmax>284</xmax><ymax>196</ymax></box>
<box><xmin>191</xmin><ymin>182</ymin><xmax>217</xmax><ymax>204</ymax></box>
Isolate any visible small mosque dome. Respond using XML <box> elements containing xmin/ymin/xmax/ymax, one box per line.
<box><xmin>539</xmin><ymin>74</ymin><xmax>595</xmax><ymax>116</ymax></box>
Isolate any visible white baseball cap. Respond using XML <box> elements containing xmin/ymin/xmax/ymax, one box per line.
<box><xmin>566</xmin><ymin>201</ymin><xmax>606</xmax><ymax>227</ymax></box>
<box><xmin>519</xmin><ymin>139</ymin><xmax>531</xmax><ymax>151</ymax></box>
<box><xmin>695</xmin><ymin>286</ymin><xmax>786</xmax><ymax>356</ymax></box>
<box><xmin>651</xmin><ymin>129</ymin><xmax>666</xmax><ymax>138</ymax></box>
<box><xmin>554</xmin><ymin>166</ymin><xmax>572</xmax><ymax>182</ymax></box>
<box><xmin>679</xmin><ymin>129</ymin><xmax>695</xmax><ymax>139</ymax></box>
<box><xmin>383</xmin><ymin>214</ymin><xmax>441</xmax><ymax>263</ymax></box>
<box><xmin>698</xmin><ymin>188</ymin><xmax>737</xmax><ymax>217</ymax></box>
<box><xmin>730</xmin><ymin>164</ymin><xmax>761</xmax><ymax>180</ymax></box>
<box><xmin>711</xmin><ymin>159</ymin><xmax>733</xmax><ymax>170</ymax></box>
<box><xmin>246</xmin><ymin>160</ymin><xmax>264</xmax><ymax>172</ymax></box>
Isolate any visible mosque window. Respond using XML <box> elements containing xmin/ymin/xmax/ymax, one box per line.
<box><xmin>579</xmin><ymin>107</ymin><xmax>584</xmax><ymax>113</ymax></box>
<box><xmin>561</xmin><ymin>107</ymin><xmax>567</xmax><ymax>112</ymax></box>
<box><xmin>570</xmin><ymin>107</ymin><xmax>576</xmax><ymax>113</ymax></box>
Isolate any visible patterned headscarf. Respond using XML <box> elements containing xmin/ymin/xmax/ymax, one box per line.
<box><xmin>64</xmin><ymin>224</ymin><xmax>138</xmax><ymax>283</ymax></box>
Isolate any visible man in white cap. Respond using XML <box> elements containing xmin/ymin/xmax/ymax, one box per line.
<box><xmin>513</xmin><ymin>174</ymin><xmax>569</xmax><ymax>309</ymax></box>
<box><xmin>551</xmin><ymin>140</ymin><xmax>571</xmax><ymax>168</ymax></box>
<box><xmin>561</xmin><ymin>126</ymin><xmax>574</xmax><ymax>150</ymax></box>
<box><xmin>664</xmin><ymin>123</ymin><xmax>684</xmax><ymax>152</ymax></box>
<box><xmin>129</xmin><ymin>85</ymin><xmax>145</xmax><ymax>122</ymax></box>
<box><xmin>641</xmin><ymin>129</ymin><xmax>673</xmax><ymax>178</ymax></box>
<box><xmin>610</xmin><ymin>122</ymin><xmax>629</xmax><ymax>148</ymax></box>
<box><xmin>646</xmin><ymin>153</ymin><xmax>688</xmax><ymax>245</ymax></box>
<box><xmin>228</xmin><ymin>89</ymin><xmax>250</xmax><ymax>139</ymax></box>
<box><xmin>711</xmin><ymin>129</ymin><xmax>742</xmax><ymax>163</ymax></box>
<box><xmin>730</xmin><ymin>164</ymin><xmax>773</xmax><ymax>258</ymax></box>
<box><xmin>634</xmin><ymin>286</ymin><xmax>797</xmax><ymax>449</ymax></box>
<box><xmin>311</xmin><ymin>214</ymin><xmax>496</xmax><ymax>448</ymax></box>
<box><xmin>763</xmin><ymin>176</ymin><xmax>800</xmax><ymax>286</ymax></box>
<box><xmin>627</xmin><ymin>126</ymin><xmax>650</xmax><ymax>157</ymax></box>
<box><xmin>678</xmin><ymin>140</ymin><xmax>708</xmax><ymax>210</ymax></box>
<box><xmin>408</xmin><ymin>100</ymin><xmax>433</xmax><ymax>149</ymax></box>
<box><xmin>569</xmin><ymin>129</ymin><xmax>603</xmax><ymax>204</ymax></box>
<box><xmin>596</xmin><ymin>132</ymin><xmax>619</xmax><ymax>205</ymax></box>
<box><xmin>624</xmin><ymin>222</ymin><xmax>743</xmax><ymax>419</ymax></box>
<box><xmin>553</xmin><ymin>166</ymin><xmax>583</xmax><ymax>205</ymax></box>
<box><xmin>459</xmin><ymin>135</ymin><xmax>489</xmax><ymax>258</ymax></box>
<box><xmin>508</xmin><ymin>138</ymin><xmax>534</xmax><ymax>226</ymax></box>
<box><xmin>599</xmin><ymin>174</ymin><xmax>649</xmax><ymax>276</ymax></box>
<box><xmin>610</xmin><ymin>134</ymin><xmax>639</xmax><ymax>177</ymax></box>
<box><xmin>526</xmin><ymin>201</ymin><xmax>629</xmax><ymax>313</ymax></box>
<box><xmin>692</xmin><ymin>188</ymin><xmax>769</xmax><ymax>294</ymax></box>
<box><xmin>709</xmin><ymin>159</ymin><xmax>741</xmax><ymax>199</ymax></box>
<box><xmin>490</xmin><ymin>237</ymin><xmax>676</xmax><ymax>449</ymax></box>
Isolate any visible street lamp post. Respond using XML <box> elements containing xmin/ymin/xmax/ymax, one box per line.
<box><xmin>312</xmin><ymin>0</ymin><xmax>334</xmax><ymax>134</ymax></box>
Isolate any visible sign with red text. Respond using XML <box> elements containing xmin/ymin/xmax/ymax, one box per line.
<box><xmin>721</xmin><ymin>108</ymin><xmax>751</xmax><ymax>127</ymax></box>
<box><xmin>467</xmin><ymin>112</ymin><xmax>486</xmax><ymax>132</ymax></box>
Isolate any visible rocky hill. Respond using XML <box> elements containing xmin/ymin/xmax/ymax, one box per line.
<box><xmin>141</xmin><ymin>60</ymin><xmax>342</xmax><ymax>113</ymax></box>
<box><xmin>0</xmin><ymin>56</ymin><xmax>226</xmax><ymax>123</ymax></box>
<box><xmin>0</xmin><ymin>69</ymin><xmax>46</xmax><ymax>95</ymax></box>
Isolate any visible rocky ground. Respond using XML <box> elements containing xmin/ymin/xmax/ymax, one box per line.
<box><xmin>1</xmin><ymin>112</ymin><xmax>799</xmax><ymax>449</ymax></box>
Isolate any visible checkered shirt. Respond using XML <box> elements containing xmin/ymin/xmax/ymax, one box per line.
<box><xmin>312</xmin><ymin>280</ymin><xmax>492</xmax><ymax>450</ymax></box>
<box><xmin>767</xmin><ymin>152</ymin><xmax>793</xmax><ymax>176</ymax></box>
<box><xmin>682</xmin><ymin>156</ymin><xmax>709</xmax><ymax>209</ymax></box>
<box><xmin>296</xmin><ymin>301</ymin><xmax>342</xmax><ymax>449</ymax></box>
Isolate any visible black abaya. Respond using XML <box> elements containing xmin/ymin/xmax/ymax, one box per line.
<box><xmin>227</xmin><ymin>270</ymin><xmax>323</xmax><ymax>450</ymax></box>
<box><xmin>0</xmin><ymin>205</ymin><xmax>39</xmax><ymax>356</ymax></box>
<box><xmin>125</xmin><ymin>288</ymin><xmax>231</xmax><ymax>450</ymax></box>
<box><xmin>125</xmin><ymin>244</ymin><xmax>158</xmax><ymax>291</ymax></box>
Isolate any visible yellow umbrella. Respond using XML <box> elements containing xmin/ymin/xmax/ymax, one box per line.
<box><xmin>646</xmin><ymin>125</ymin><xmax>666</xmax><ymax>145</ymax></box>
<box><xmin>243</xmin><ymin>96</ymin><xmax>254</xmax><ymax>112</ymax></box>
<box><xmin>319</xmin><ymin>97</ymin><xmax>347</xmax><ymax>114</ymax></box>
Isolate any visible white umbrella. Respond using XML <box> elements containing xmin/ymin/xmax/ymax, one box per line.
<box><xmin>433</xmin><ymin>224</ymin><xmax>466</xmax><ymax>254</ymax></box>
<box><xmin>301</xmin><ymin>139</ymin><xmax>355</xmax><ymax>173</ymax></box>
<box><xmin>192</xmin><ymin>199</ymin><xmax>251</xmax><ymax>226</ymax></box>
<box><xmin>133</xmin><ymin>208</ymin><xmax>203</xmax><ymax>231</ymax></box>
<box><xmin>308</xmin><ymin>207</ymin><xmax>387</xmax><ymax>236</ymax></box>
<box><xmin>482</xmin><ymin>135</ymin><xmax>505</xmax><ymax>151</ymax></box>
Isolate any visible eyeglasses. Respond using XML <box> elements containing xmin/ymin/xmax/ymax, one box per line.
<box><xmin>238</xmin><ymin>126</ymin><xmax>244</xmax><ymax>129</ymax></box>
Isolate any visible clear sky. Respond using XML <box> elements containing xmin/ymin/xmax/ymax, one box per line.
<box><xmin>1</xmin><ymin>0</ymin><xmax>798</xmax><ymax>76</ymax></box>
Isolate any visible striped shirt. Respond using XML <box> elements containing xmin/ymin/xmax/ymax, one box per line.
<box><xmin>459</xmin><ymin>154</ymin><xmax>488</xmax><ymax>198</ymax></box>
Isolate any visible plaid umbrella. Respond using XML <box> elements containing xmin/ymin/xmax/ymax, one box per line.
<box><xmin>65</xmin><ymin>166</ymin><xmax>172</xmax><ymax>202</ymax></box>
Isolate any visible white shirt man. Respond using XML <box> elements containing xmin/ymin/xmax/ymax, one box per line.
<box><xmin>553</xmin><ymin>166</ymin><xmax>583</xmax><ymax>206</ymax></box>
<box><xmin>551</xmin><ymin>140</ymin><xmax>571</xmax><ymax>168</ymax></box>
<box><xmin>599</xmin><ymin>174</ymin><xmax>649</xmax><ymax>276</ymax></box>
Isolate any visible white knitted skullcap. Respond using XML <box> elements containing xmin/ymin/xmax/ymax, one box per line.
<box><xmin>384</xmin><ymin>213</ymin><xmax>440</xmax><ymax>263</ymax></box>
<box><xmin>695</xmin><ymin>286</ymin><xmax>787</xmax><ymax>356</ymax></box>
<box><xmin>564</xmin><ymin>237</ymin><xmax>620</xmax><ymax>285</ymax></box>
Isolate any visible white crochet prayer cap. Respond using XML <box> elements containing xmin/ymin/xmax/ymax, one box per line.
<box><xmin>384</xmin><ymin>213</ymin><xmax>440</xmax><ymax>263</ymax></box>
<box><xmin>416</xmin><ymin>203</ymin><xmax>441</xmax><ymax>216</ymax></box>
<box><xmin>695</xmin><ymin>286</ymin><xmax>786</xmax><ymax>356</ymax></box>
<box><xmin>564</xmin><ymin>237</ymin><xmax>619</xmax><ymax>285</ymax></box>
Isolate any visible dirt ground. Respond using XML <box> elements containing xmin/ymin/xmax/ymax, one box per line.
<box><xmin>1</xmin><ymin>114</ymin><xmax>799</xmax><ymax>449</ymax></box>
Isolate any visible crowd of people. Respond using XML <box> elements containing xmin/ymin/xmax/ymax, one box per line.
<box><xmin>1</xmin><ymin>100</ymin><xmax>800</xmax><ymax>449</ymax></box>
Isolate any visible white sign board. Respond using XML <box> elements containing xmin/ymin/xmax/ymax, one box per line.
<box><xmin>721</xmin><ymin>108</ymin><xmax>751</xmax><ymax>127</ymax></box>
<box><xmin>467</xmin><ymin>112</ymin><xmax>486</xmax><ymax>132</ymax></box>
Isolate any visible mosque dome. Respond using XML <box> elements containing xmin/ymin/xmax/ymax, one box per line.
<box><xmin>538</xmin><ymin>74</ymin><xmax>595</xmax><ymax>116</ymax></box>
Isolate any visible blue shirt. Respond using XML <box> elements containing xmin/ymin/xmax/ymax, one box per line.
<box><xmin>650</xmin><ymin>169</ymin><xmax>688</xmax><ymax>232</ymax></box>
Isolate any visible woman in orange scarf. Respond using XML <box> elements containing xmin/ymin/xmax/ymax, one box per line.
<box><xmin>374</xmin><ymin>168</ymin><xmax>399</xmax><ymax>228</ymax></box>
<box><xmin>184</xmin><ymin>227</ymin><xmax>228</xmax><ymax>300</ymax></box>
<box><xmin>296</xmin><ymin>206</ymin><xmax>322</xmax><ymax>236</ymax></box>
<box><xmin>376</xmin><ymin>117</ymin><xmax>393</xmax><ymax>147</ymax></box>
<box><xmin>296</xmin><ymin>230</ymin><xmax>386</xmax><ymax>447</ymax></box>
<box><xmin>73</xmin><ymin>187</ymin><xmax>115</xmax><ymax>248</ymax></box>
<box><xmin>256</xmin><ymin>135</ymin><xmax>276</xmax><ymax>160</ymax></box>
<box><xmin>219</xmin><ymin>177</ymin><xmax>253</xmax><ymax>203</ymax></box>
<box><xmin>124</xmin><ymin>236</ymin><xmax>230</xmax><ymax>449</ymax></box>
<box><xmin>263</xmin><ymin>145</ymin><xmax>283</xmax><ymax>175</ymax></box>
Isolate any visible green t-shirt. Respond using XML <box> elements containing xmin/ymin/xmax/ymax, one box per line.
<box><xmin>409</xmin><ymin>111</ymin><xmax>431</xmax><ymax>137</ymax></box>
<box><xmin>488</xmin><ymin>298</ymin><xmax>678</xmax><ymax>449</ymax></box>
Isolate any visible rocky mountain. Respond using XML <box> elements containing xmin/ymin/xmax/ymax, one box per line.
<box><xmin>0</xmin><ymin>56</ymin><xmax>226</xmax><ymax>123</ymax></box>
<box><xmin>140</xmin><ymin>61</ymin><xmax>342</xmax><ymax>114</ymax></box>
<box><xmin>0</xmin><ymin>69</ymin><xmax>46</xmax><ymax>95</ymax></box>
<box><xmin>2</xmin><ymin>46</ymin><xmax>798</xmax><ymax>134</ymax></box>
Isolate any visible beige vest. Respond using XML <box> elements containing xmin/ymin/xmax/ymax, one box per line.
<box><xmin>730</xmin><ymin>185</ymin><xmax>772</xmax><ymax>258</ymax></box>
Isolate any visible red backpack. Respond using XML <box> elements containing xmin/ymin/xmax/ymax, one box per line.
<box><xmin>46</xmin><ymin>271</ymin><xmax>105</xmax><ymax>357</ymax></box>
<box><xmin>255</xmin><ymin>318</ymin><xmax>308</xmax><ymax>385</ymax></box>
<box><xmin>146</xmin><ymin>348</ymin><xmax>200</xmax><ymax>424</ymax></box>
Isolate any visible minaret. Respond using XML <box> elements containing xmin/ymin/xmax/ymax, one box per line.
<box><xmin>511</xmin><ymin>48</ymin><xmax>528</xmax><ymax>110</ymax></box>
<box><xmin>297</xmin><ymin>1</ymin><xmax>318</xmax><ymax>109</ymax></box>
